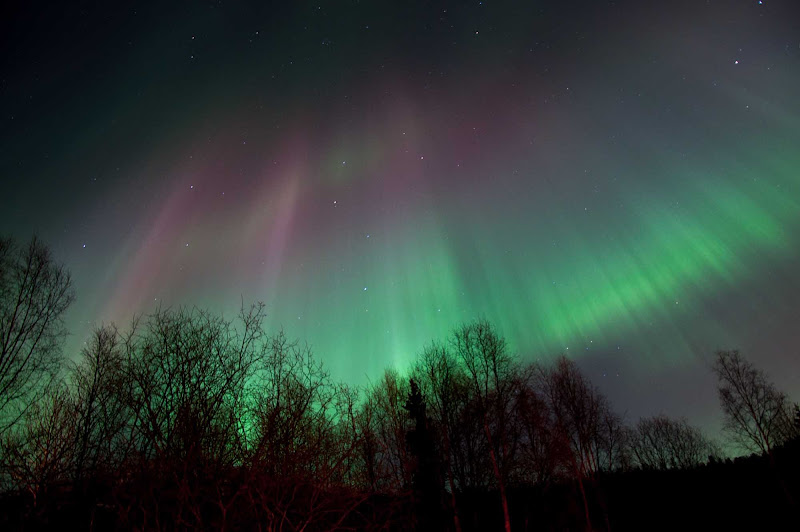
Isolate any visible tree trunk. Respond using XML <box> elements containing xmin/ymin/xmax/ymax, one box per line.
<box><xmin>439</xmin><ymin>425</ymin><xmax>463</xmax><ymax>532</ymax></box>
<box><xmin>577</xmin><ymin>474</ymin><xmax>591</xmax><ymax>532</ymax></box>
<box><xmin>483</xmin><ymin>416</ymin><xmax>511</xmax><ymax>532</ymax></box>
<box><xmin>445</xmin><ymin>446</ymin><xmax>463</xmax><ymax>532</ymax></box>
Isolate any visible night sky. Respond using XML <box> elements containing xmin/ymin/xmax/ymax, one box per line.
<box><xmin>2</xmin><ymin>0</ymin><xmax>799</xmax><ymax>433</ymax></box>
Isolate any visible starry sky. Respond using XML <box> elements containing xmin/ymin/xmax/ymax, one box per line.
<box><xmin>2</xmin><ymin>0</ymin><xmax>799</xmax><ymax>433</ymax></box>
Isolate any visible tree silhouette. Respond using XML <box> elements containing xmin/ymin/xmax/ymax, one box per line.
<box><xmin>713</xmin><ymin>350</ymin><xmax>793</xmax><ymax>455</ymax></box>
<box><xmin>515</xmin><ymin>363</ymin><xmax>563</xmax><ymax>486</ymax></box>
<box><xmin>629</xmin><ymin>415</ymin><xmax>717</xmax><ymax>470</ymax></box>
<box><xmin>413</xmin><ymin>342</ymin><xmax>465</xmax><ymax>532</ymax></box>
<box><xmin>0</xmin><ymin>381</ymin><xmax>75</xmax><ymax>506</ymax></box>
<box><xmin>404</xmin><ymin>378</ymin><xmax>443</xmax><ymax>531</ymax></box>
<box><xmin>453</xmin><ymin>320</ymin><xmax>518</xmax><ymax>532</ymax></box>
<box><xmin>360</xmin><ymin>369</ymin><xmax>413</xmax><ymax>492</ymax></box>
<box><xmin>113</xmin><ymin>305</ymin><xmax>266</xmax><ymax>527</ymax></box>
<box><xmin>70</xmin><ymin>325</ymin><xmax>129</xmax><ymax>484</ymax></box>
<box><xmin>539</xmin><ymin>356</ymin><xmax>620</xmax><ymax>531</ymax></box>
<box><xmin>0</xmin><ymin>236</ymin><xmax>75</xmax><ymax>435</ymax></box>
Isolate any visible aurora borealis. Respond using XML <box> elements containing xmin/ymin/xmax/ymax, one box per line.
<box><xmin>2</xmin><ymin>0</ymin><xmax>799</xmax><ymax>431</ymax></box>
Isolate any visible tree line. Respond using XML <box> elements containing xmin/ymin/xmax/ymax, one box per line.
<box><xmin>1</xmin><ymin>235</ymin><xmax>798</xmax><ymax>530</ymax></box>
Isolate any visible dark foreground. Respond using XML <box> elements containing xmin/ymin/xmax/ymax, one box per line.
<box><xmin>2</xmin><ymin>440</ymin><xmax>797</xmax><ymax>531</ymax></box>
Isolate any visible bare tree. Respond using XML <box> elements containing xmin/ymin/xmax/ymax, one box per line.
<box><xmin>0</xmin><ymin>236</ymin><xmax>75</xmax><ymax>434</ymax></box>
<box><xmin>69</xmin><ymin>325</ymin><xmax>130</xmax><ymax>483</ymax></box>
<box><xmin>514</xmin><ymin>363</ymin><xmax>564</xmax><ymax>486</ymax></box>
<box><xmin>629</xmin><ymin>415</ymin><xmax>717</xmax><ymax>470</ymax></box>
<box><xmin>413</xmin><ymin>342</ymin><xmax>465</xmax><ymax>532</ymax></box>
<box><xmin>713</xmin><ymin>350</ymin><xmax>793</xmax><ymax>455</ymax></box>
<box><xmin>539</xmin><ymin>356</ymin><xmax>620</xmax><ymax>531</ymax></box>
<box><xmin>357</xmin><ymin>369</ymin><xmax>412</xmax><ymax>492</ymax></box>
<box><xmin>236</xmin><ymin>329</ymin><xmax>376</xmax><ymax>530</ymax></box>
<box><xmin>452</xmin><ymin>320</ymin><xmax>517</xmax><ymax>532</ymax></box>
<box><xmin>247</xmin><ymin>330</ymin><xmax>339</xmax><ymax>482</ymax></box>
<box><xmin>110</xmin><ymin>304</ymin><xmax>268</xmax><ymax>528</ymax></box>
<box><xmin>0</xmin><ymin>382</ymin><xmax>76</xmax><ymax>506</ymax></box>
<box><xmin>122</xmin><ymin>304</ymin><xmax>264</xmax><ymax>467</ymax></box>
